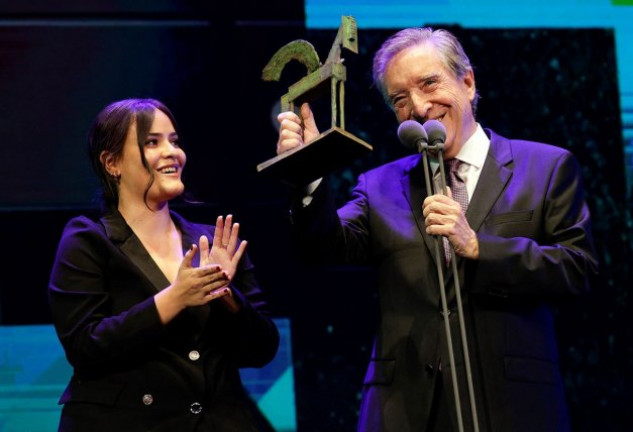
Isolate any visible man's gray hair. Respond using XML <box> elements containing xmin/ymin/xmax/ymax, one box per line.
<box><xmin>372</xmin><ymin>27</ymin><xmax>479</xmax><ymax>115</ymax></box>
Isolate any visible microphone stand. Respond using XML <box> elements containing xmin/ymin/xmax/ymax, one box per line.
<box><xmin>419</xmin><ymin>141</ymin><xmax>480</xmax><ymax>432</ymax></box>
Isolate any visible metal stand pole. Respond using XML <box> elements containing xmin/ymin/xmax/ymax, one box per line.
<box><xmin>421</xmin><ymin>143</ymin><xmax>479</xmax><ymax>432</ymax></box>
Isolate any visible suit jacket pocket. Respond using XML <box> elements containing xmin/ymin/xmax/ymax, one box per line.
<box><xmin>486</xmin><ymin>210</ymin><xmax>533</xmax><ymax>226</ymax></box>
<box><xmin>504</xmin><ymin>356</ymin><xmax>558</xmax><ymax>385</ymax></box>
<box><xmin>363</xmin><ymin>358</ymin><xmax>395</xmax><ymax>386</ymax></box>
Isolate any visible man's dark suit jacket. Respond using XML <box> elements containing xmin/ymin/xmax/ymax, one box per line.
<box><xmin>290</xmin><ymin>129</ymin><xmax>598</xmax><ymax>432</ymax></box>
<box><xmin>48</xmin><ymin>210</ymin><xmax>279</xmax><ymax>432</ymax></box>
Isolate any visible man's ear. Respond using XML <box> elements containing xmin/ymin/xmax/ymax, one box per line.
<box><xmin>463</xmin><ymin>69</ymin><xmax>476</xmax><ymax>102</ymax></box>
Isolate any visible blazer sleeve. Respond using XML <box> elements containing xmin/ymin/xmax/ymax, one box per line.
<box><xmin>470</xmin><ymin>150</ymin><xmax>599</xmax><ymax>299</ymax></box>
<box><xmin>288</xmin><ymin>175</ymin><xmax>372</xmax><ymax>266</ymax></box>
<box><xmin>48</xmin><ymin>216</ymin><xmax>166</xmax><ymax>373</ymax></box>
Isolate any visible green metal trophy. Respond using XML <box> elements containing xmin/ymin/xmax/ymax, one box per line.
<box><xmin>258</xmin><ymin>15</ymin><xmax>373</xmax><ymax>186</ymax></box>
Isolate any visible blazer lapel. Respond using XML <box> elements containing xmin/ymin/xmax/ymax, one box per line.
<box><xmin>101</xmin><ymin>211</ymin><xmax>212</xmax><ymax>341</ymax></box>
<box><xmin>443</xmin><ymin>131</ymin><xmax>512</xmax><ymax>305</ymax></box>
<box><xmin>467</xmin><ymin>130</ymin><xmax>513</xmax><ymax>232</ymax></box>
<box><xmin>169</xmin><ymin>211</ymin><xmax>214</xmax><ymax>337</ymax></box>
<box><xmin>170</xmin><ymin>210</ymin><xmax>212</xmax><ymax>266</ymax></box>
<box><xmin>100</xmin><ymin>211</ymin><xmax>170</xmax><ymax>293</ymax></box>
<box><xmin>399</xmin><ymin>131</ymin><xmax>513</xmax><ymax>308</ymax></box>
<box><xmin>400</xmin><ymin>154</ymin><xmax>443</xmax><ymax>269</ymax></box>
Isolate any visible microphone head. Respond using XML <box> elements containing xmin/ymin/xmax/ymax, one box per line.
<box><xmin>397</xmin><ymin>120</ymin><xmax>428</xmax><ymax>151</ymax></box>
<box><xmin>423</xmin><ymin>119</ymin><xmax>446</xmax><ymax>145</ymax></box>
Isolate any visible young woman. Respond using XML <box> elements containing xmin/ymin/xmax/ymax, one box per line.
<box><xmin>48</xmin><ymin>98</ymin><xmax>279</xmax><ymax>431</ymax></box>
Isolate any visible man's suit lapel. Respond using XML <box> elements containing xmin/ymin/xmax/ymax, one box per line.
<box><xmin>400</xmin><ymin>155</ymin><xmax>443</xmax><ymax>270</ymax></box>
<box><xmin>467</xmin><ymin>130</ymin><xmax>513</xmax><ymax>232</ymax></box>
<box><xmin>399</xmin><ymin>130</ymin><xmax>513</xmax><ymax>300</ymax></box>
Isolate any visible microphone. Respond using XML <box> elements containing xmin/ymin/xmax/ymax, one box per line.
<box><xmin>423</xmin><ymin>119</ymin><xmax>446</xmax><ymax>150</ymax></box>
<box><xmin>397</xmin><ymin>120</ymin><xmax>428</xmax><ymax>153</ymax></box>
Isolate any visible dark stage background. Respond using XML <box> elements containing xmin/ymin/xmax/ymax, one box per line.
<box><xmin>1</xmin><ymin>2</ymin><xmax>632</xmax><ymax>431</ymax></box>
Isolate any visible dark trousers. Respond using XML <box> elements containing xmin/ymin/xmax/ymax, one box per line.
<box><xmin>427</xmin><ymin>372</ymin><xmax>454</xmax><ymax>432</ymax></box>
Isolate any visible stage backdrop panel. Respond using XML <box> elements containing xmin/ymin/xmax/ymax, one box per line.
<box><xmin>0</xmin><ymin>18</ymin><xmax>233</xmax><ymax>210</ymax></box>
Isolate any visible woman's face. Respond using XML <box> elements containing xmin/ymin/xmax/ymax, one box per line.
<box><xmin>115</xmin><ymin>109</ymin><xmax>187</xmax><ymax>209</ymax></box>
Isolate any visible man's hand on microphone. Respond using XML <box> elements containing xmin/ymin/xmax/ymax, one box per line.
<box><xmin>276</xmin><ymin>102</ymin><xmax>320</xmax><ymax>155</ymax></box>
<box><xmin>422</xmin><ymin>188</ymin><xmax>479</xmax><ymax>259</ymax></box>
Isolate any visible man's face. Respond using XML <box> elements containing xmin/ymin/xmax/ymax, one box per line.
<box><xmin>384</xmin><ymin>43</ymin><xmax>477</xmax><ymax>158</ymax></box>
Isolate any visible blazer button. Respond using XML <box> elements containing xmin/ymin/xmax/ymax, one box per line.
<box><xmin>190</xmin><ymin>402</ymin><xmax>203</xmax><ymax>414</ymax></box>
<box><xmin>425</xmin><ymin>364</ymin><xmax>434</xmax><ymax>375</ymax></box>
<box><xmin>188</xmin><ymin>350</ymin><xmax>200</xmax><ymax>361</ymax></box>
<box><xmin>142</xmin><ymin>394</ymin><xmax>154</xmax><ymax>406</ymax></box>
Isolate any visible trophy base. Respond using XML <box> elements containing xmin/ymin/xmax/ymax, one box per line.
<box><xmin>257</xmin><ymin>126</ymin><xmax>373</xmax><ymax>187</ymax></box>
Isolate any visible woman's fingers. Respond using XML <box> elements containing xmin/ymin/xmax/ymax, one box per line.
<box><xmin>227</xmin><ymin>221</ymin><xmax>239</xmax><ymax>252</ymax></box>
<box><xmin>222</xmin><ymin>214</ymin><xmax>232</xmax><ymax>248</ymax></box>
<box><xmin>199</xmin><ymin>266</ymin><xmax>228</xmax><ymax>286</ymax></box>
<box><xmin>206</xmin><ymin>286</ymin><xmax>231</xmax><ymax>300</ymax></box>
<box><xmin>212</xmin><ymin>215</ymin><xmax>225</xmax><ymax>249</ymax></box>
<box><xmin>199</xmin><ymin>235</ymin><xmax>210</xmax><ymax>266</ymax></box>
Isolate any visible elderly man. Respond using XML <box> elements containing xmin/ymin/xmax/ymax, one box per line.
<box><xmin>276</xmin><ymin>27</ymin><xmax>597</xmax><ymax>432</ymax></box>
